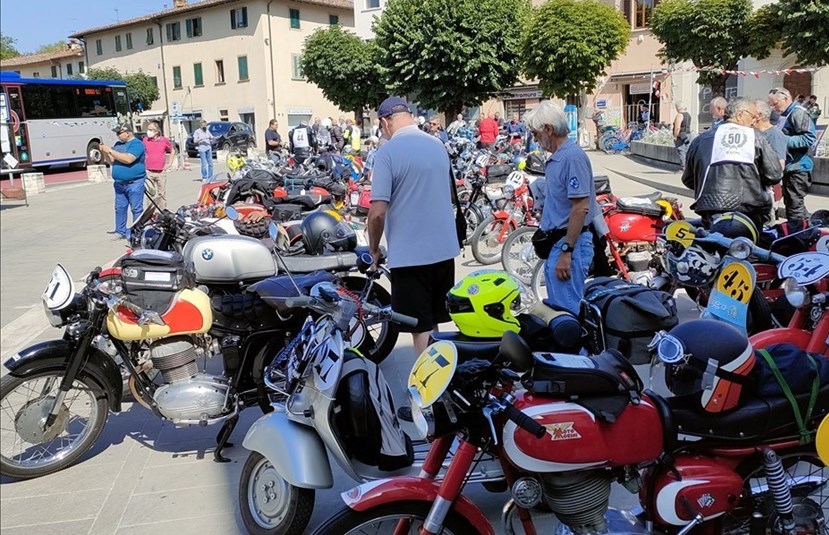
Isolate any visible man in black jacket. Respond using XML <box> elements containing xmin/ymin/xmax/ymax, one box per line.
<box><xmin>681</xmin><ymin>98</ymin><xmax>782</xmax><ymax>229</ymax></box>
<box><xmin>289</xmin><ymin>120</ymin><xmax>315</xmax><ymax>164</ymax></box>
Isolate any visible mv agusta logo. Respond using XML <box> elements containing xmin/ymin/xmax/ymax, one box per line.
<box><xmin>544</xmin><ymin>422</ymin><xmax>581</xmax><ymax>441</ymax></box>
<box><xmin>697</xmin><ymin>493</ymin><xmax>715</xmax><ymax>508</ymax></box>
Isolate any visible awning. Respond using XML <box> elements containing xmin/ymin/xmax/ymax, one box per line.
<box><xmin>139</xmin><ymin>110</ymin><xmax>166</xmax><ymax>118</ymax></box>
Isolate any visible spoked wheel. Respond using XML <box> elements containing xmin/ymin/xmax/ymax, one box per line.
<box><xmin>462</xmin><ymin>203</ymin><xmax>483</xmax><ymax>245</ymax></box>
<box><xmin>313</xmin><ymin>502</ymin><xmax>477</xmax><ymax>535</ymax></box>
<box><xmin>239</xmin><ymin>452</ymin><xmax>315</xmax><ymax>535</ymax></box>
<box><xmin>0</xmin><ymin>372</ymin><xmax>108</xmax><ymax>479</ymax></box>
<box><xmin>341</xmin><ymin>277</ymin><xmax>399</xmax><ymax>364</ymax></box>
<box><xmin>530</xmin><ymin>259</ymin><xmax>547</xmax><ymax>303</ymax></box>
<box><xmin>501</xmin><ymin>226</ymin><xmax>539</xmax><ymax>285</ymax></box>
<box><xmin>471</xmin><ymin>215</ymin><xmax>517</xmax><ymax>265</ymax></box>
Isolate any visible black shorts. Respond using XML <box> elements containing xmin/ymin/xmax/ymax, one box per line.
<box><xmin>390</xmin><ymin>258</ymin><xmax>455</xmax><ymax>333</ymax></box>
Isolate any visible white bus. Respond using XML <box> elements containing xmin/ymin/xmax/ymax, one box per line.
<box><xmin>0</xmin><ymin>72</ymin><xmax>130</xmax><ymax>168</ymax></box>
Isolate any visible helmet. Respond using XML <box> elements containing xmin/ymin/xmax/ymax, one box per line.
<box><xmin>227</xmin><ymin>153</ymin><xmax>246</xmax><ymax>173</ymax></box>
<box><xmin>709</xmin><ymin>212</ymin><xmax>758</xmax><ymax>243</ymax></box>
<box><xmin>666</xmin><ymin>245</ymin><xmax>720</xmax><ymax>287</ymax></box>
<box><xmin>447</xmin><ymin>270</ymin><xmax>521</xmax><ymax>338</ymax></box>
<box><xmin>655</xmin><ymin>320</ymin><xmax>755</xmax><ymax>413</ymax></box>
<box><xmin>300</xmin><ymin>211</ymin><xmax>357</xmax><ymax>255</ymax></box>
<box><xmin>513</xmin><ymin>155</ymin><xmax>527</xmax><ymax>170</ymax></box>
<box><xmin>525</xmin><ymin>152</ymin><xmax>546</xmax><ymax>175</ymax></box>
<box><xmin>810</xmin><ymin>210</ymin><xmax>829</xmax><ymax>228</ymax></box>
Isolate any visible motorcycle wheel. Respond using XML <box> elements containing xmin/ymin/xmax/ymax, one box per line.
<box><xmin>313</xmin><ymin>502</ymin><xmax>477</xmax><ymax>535</ymax></box>
<box><xmin>471</xmin><ymin>215</ymin><xmax>516</xmax><ymax>265</ymax></box>
<box><xmin>0</xmin><ymin>371</ymin><xmax>108</xmax><ymax>479</ymax></box>
<box><xmin>463</xmin><ymin>203</ymin><xmax>483</xmax><ymax>245</ymax></box>
<box><xmin>239</xmin><ymin>451</ymin><xmax>315</xmax><ymax>535</ymax></box>
<box><xmin>530</xmin><ymin>259</ymin><xmax>546</xmax><ymax>303</ymax></box>
<box><xmin>340</xmin><ymin>277</ymin><xmax>399</xmax><ymax>364</ymax></box>
<box><xmin>501</xmin><ymin>226</ymin><xmax>539</xmax><ymax>286</ymax></box>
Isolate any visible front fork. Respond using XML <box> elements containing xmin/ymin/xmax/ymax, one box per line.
<box><xmin>414</xmin><ymin>439</ymin><xmax>479</xmax><ymax>535</ymax></box>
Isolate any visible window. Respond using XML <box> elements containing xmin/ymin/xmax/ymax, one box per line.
<box><xmin>115</xmin><ymin>35</ymin><xmax>122</xmax><ymax>52</ymax></box>
<box><xmin>289</xmin><ymin>9</ymin><xmax>300</xmax><ymax>29</ymax></box>
<box><xmin>172</xmin><ymin>66</ymin><xmax>182</xmax><ymax>89</ymax></box>
<box><xmin>32</xmin><ymin>72</ymin><xmax>40</xmax><ymax>78</ymax></box>
<box><xmin>633</xmin><ymin>0</ymin><xmax>658</xmax><ymax>29</ymax></box>
<box><xmin>219</xmin><ymin>109</ymin><xmax>229</xmax><ymax>121</ymax></box>
<box><xmin>95</xmin><ymin>39</ymin><xmax>102</xmax><ymax>55</ymax></box>
<box><xmin>66</xmin><ymin>63</ymin><xmax>73</xmax><ymax>76</ymax></box>
<box><xmin>51</xmin><ymin>65</ymin><xmax>58</xmax><ymax>78</ymax></box>
<box><xmin>24</xmin><ymin>85</ymin><xmax>78</xmax><ymax>119</ymax></box>
<box><xmin>150</xmin><ymin>76</ymin><xmax>158</xmax><ymax>89</ymax></box>
<box><xmin>193</xmin><ymin>62</ymin><xmax>203</xmax><ymax>86</ymax></box>
<box><xmin>366</xmin><ymin>0</ymin><xmax>380</xmax><ymax>9</ymax></box>
<box><xmin>215</xmin><ymin>60</ymin><xmax>225</xmax><ymax>83</ymax></box>
<box><xmin>166</xmin><ymin>22</ymin><xmax>182</xmax><ymax>41</ymax></box>
<box><xmin>146</xmin><ymin>27</ymin><xmax>154</xmax><ymax>45</ymax></box>
<box><xmin>75</xmin><ymin>86</ymin><xmax>116</xmax><ymax>117</ymax></box>
<box><xmin>329</xmin><ymin>14</ymin><xmax>339</xmax><ymax>25</ymax></box>
<box><xmin>237</xmin><ymin>55</ymin><xmax>249</xmax><ymax>81</ymax></box>
<box><xmin>291</xmin><ymin>54</ymin><xmax>304</xmax><ymax>80</ymax></box>
<box><xmin>126</xmin><ymin>32</ymin><xmax>133</xmax><ymax>49</ymax></box>
<box><xmin>230</xmin><ymin>7</ymin><xmax>248</xmax><ymax>29</ymax></box>
<box><xmin>78</xmin><ymin>61</ymin><xmax>85</xmax><ymax>74</ymax></box>
<box><xmin>186</xmin><ymin>17</ymin><xmax>203</xmax><ymax>37</ymax></box>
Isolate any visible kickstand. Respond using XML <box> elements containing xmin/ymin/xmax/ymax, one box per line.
<box><xmin>213</xmin><ymin>415</ymin><xmax>239</xmax><ymax>463</ymax></box>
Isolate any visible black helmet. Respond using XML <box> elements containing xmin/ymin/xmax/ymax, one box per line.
<box><xmin>655</xmin><ymin>320</ymin><xmax>755</xmax><ymax>413</ymax></box>
<box><xmin>709</xmin><ymin>212</ymin><xmax>759</xmax><ymax>243</ymax></box>
<box><xmin>525</xmin><ymin>152</ymin><xmax>546</xmax><ymax>175</ymax></box>
<box><xmin>810</xmin><ymin>209</ymin><xmax>829</xmax><ymax>228</ymax></box>
<box><xmin>301</xmin><ymin>211</ymin><xmax>357</xmax><ymax>255</ymax></box>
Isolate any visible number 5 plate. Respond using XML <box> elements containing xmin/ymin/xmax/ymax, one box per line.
<box><xmin>42</xmin><ymin>264</ymin><xmax>75</xmax><ymax>311</ymax></box>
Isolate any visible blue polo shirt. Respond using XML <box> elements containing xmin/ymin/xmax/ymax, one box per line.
<box><xmin>112</xmin><ymin>137</ymin><xmax>146</xmax><ymax>182</ymax></box>
<box><xmin>540</xmin><ymin>140</ymin><xmax>597</xmax><ymax>231</ymax></box>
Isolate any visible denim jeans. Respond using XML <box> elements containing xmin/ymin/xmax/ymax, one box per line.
<box><xmin>544</xmin><ymin>231</ymin><xmax>594</xmax><ymax>315</ymax></box>
<box><xmin>114</xmin><ymin>178</ymin><xmax>145</xmax><ymax>236</ymax></box>
<box><xmin>675</xmin><ymin>139</ymin><xmax>689</xmax><ymax>169</ymax></box>
<box><xmin>199</xmin><ymin>149</ymin><xmax>214</xmax><ymax>179</ymax></box>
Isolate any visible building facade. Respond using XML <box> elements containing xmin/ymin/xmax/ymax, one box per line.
<box><xmin>0</xmin><ymin>45</ymin><xmax>86</xmax><ymax>79</ymax></box>
<box><xmin>71</xmin><ymin>0</ymin><xmax>354</xmax><ymax>140</ymax></box>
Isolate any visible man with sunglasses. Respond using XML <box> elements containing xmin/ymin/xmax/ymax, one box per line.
<box><xmin>101</xmin><ymin>122</ymin><xmax>146</xmax><ymax>240</ymax></box>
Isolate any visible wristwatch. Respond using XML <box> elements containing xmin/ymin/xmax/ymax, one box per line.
<box><xmin>561</xmin><ymin>242</ymin><xmax>574</xmax><ymax>253</ymax></box>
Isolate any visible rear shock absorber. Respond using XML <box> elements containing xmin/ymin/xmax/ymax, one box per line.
<box><xmin>762</xmin><ymin>448</ymin><xmax>795</xmax><ymax>535</ymax></box>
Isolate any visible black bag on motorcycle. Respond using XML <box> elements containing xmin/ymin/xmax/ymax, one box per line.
<box><xmin>486</xmin><ymin>164</ymin><xmax>512</xmax><ymax>182</ymax></box>
<box><xmin>580</xmin><ymin>277</ymin><xmax>678</xmax><ymax>364</ymax></box>
<box><xmin>119</xmin><ymin>250</ymin><xmax>195</xmax><ymax>312</ymax></box>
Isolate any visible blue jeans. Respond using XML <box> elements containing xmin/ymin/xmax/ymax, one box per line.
<box><xmin>114</xmin><ymin>178</ymin><xmax>145</xmax><ymax>236</ymax></box>
<box><xmin>544</xmin><ymin>231</ymin><xmax>594</xmax><ymax>315</ymax></box>
<box><xmin>199</xmin><ymin>149</ymin><xmax>213</xmax><ymax>179</ymax></box>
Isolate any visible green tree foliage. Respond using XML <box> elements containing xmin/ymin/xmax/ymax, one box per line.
<box><xmin>1</xmin><ymin>35</ymin><xmax>20</xmax><ymax>60</ymax></box>
<box><xmin>521</xmin><ymin>0</ymin><xmax>630</xmax><ymax>99</ymax></box>
<box><xmin>301</xmin><ymin>25</ymin><xmax>386</xmax><ymax>122</ymax></box>
<box><xmin>373</xmin><ymin>0</ymin><xmax>531</xmax><ymax>116</ymax></box>
<box><xmin>84</xmin><ymin>68</ymin><xmax>159</xmax><ymax>111</ymax></box>
<box><xmin>745</xmin><ymin>4</ymin><xmax>783</xmax><ymax>62</ymax></box>
<box><xmin>83</xmin><ymin>67</ymin><xmax>124</xmax><ymax>82</ymax></box>
<box><xmin>776</xmin><ymin>0</ymin><xmax>829</xmax><ymax>67</ymax></box>
<box><xmin>36</xmin><ymin>41</ymin><xmax>67</xmax><ymax>54</ymax></box>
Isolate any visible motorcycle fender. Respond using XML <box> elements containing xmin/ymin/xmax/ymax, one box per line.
<box><xmin>4</xmin><ymin>339</ymin><xmax>123</xmax><ymax>412</ymax></box>
<box><xmin>340</xmin><ymin>477</ymin><xmax>495</xmax><ymax>535</ymax></box>
<box><xmin>749</xmin><ymin>328</ymin><xmax>812</xmax><ymax>351</ymax></box>
<box><xmin>242</xmin><ymin>407</ymin><xmax>334</xmax><ymax>489</ymax></box>
<box><xmin>491</xmin><ymin>210</ymin><xmax>510</xmax><ymax>220</ymax></box>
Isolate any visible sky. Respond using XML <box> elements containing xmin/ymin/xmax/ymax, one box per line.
<box><xmin>1</xmin><ymin>1</ymin><xmax>176</xmax><ymax>53</ymax></box>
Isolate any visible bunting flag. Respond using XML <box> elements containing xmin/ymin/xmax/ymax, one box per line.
<box><xmin>657</xmin><ymin>65</ymin><xmax>822</xmax><ymax>77</ymax></box>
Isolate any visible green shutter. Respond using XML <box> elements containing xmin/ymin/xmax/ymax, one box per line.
<box><xmin>329</xmin><ymin>14</ymin><xmax>338</xmax><ymax>25</ymax></box>
<box><xmin>238</xmin><ymin>56</ymin><xmax>249</xmax><ymax>81</ymax></box>
<box><xmin>290</xmin><ymin>9</ymin><xmax>300</xmax><ymax>29</ymax></box>
<box><xmin>194</xmin><ymin>63</ymin><xmax>203</xmax><ymax>85</ymax></box>
<box><xmin>173</xmin><ymin>66</ymin><xmax>182</xmax><ymax>88</ymax></box>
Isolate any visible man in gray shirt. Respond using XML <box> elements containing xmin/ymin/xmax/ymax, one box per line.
<box><xmin>369</xmin><ymin>97</ymin><xmax>460</xmax><ymax>357</ymax></box>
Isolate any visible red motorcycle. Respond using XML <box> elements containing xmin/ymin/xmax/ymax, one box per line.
<box><xmin>470</xmin><ymin>171</ymin><xmax>537</xmax><ymax>265</ymax></box>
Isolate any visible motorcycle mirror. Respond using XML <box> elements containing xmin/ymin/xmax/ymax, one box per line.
<box><xmin>225</xmin><ymin>205</ymin><xmax>240</xmax><ymax>221</ymax></box>
<box><xmin>499</xmin><ymin>331</ymin><xmax>533</xmax><ymax>373</ymax></box>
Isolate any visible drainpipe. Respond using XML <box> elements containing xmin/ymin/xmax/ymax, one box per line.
<box><xmin>155</xmin><ymin>20</ymin><xmax>172</xmax><ymax>136</ymax></box>
<box><xmin>266</xmin><ymin>0</ymin><xmax>277</xmax><ymax>120</ymax></box>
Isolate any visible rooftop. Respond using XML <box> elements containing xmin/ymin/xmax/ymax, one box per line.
<box><xmin>0</xmin><ymin>47</ymin><xmax>84</xmax><ymax>67</ymax></box>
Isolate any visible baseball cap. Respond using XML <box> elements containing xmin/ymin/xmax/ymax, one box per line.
<box><xmin>112</xmin><ymin>122</ymin><xmax>134</xmax><ymax>134</ymax></box>
<box><xmin>377</xmin><ymin>96</ymin><xmax>411</xmax><ymax>119</ymax></box>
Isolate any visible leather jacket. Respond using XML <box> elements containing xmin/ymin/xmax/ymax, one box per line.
<box><xmin>681</xmin><ymin>122</ymin><xmax>782</xmax><ymax>216</ymax></box>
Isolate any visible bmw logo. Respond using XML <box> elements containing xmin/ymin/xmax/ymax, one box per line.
<box><xmin>202</xmin><ymin>248</ymin><xmax>214</xmax><ymax>261</ymax></box>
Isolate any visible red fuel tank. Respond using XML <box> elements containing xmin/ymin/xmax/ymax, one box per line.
<box><xmin>606</xmin><ymin>212</ymin><xmax>661</xmax><ymax>244</ymax></box>
<box><xmin>503</xmin><ymin>392</ymin><xmax>664</xmax><ymax>472</ymax></box>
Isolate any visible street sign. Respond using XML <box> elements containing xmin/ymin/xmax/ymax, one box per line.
<box><xmin>596</xmin><ymin>99</ymin><xmax>607</xmax><ymax>109</ymax></box>
<box><xmin>171</xmin><ymin>101</ymin><xmax>182</xmax><ymax>119</ymax></box>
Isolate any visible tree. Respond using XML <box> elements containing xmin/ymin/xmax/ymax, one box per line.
<box><xmin>776</xmin><ymin>0</ymin><xmax>829</xmax><ymax>67</ymax></box>
<box><xmin>83</xmin><ymin>67</ymin><xmax>124</xmax><ymax>82</ymax></box>
<box><xmin>373</xmin><ymin>0</ymin><xmax>531</xmax><ymax>117</ymax></box>
<box><xmin>84</xmin><ymin>68</ymin><xmax>159</xmax><ymax>111</ymax></box>
<box><xmin>301</xmin><ymin>25</ymin><xmax>386</xmax><ymax>123</ymax></box>
<box><xmin>521</xmin><ymin>0</ymin><xmax>630</xmax><ymax>99</ymax></box>
<box><xmin>36</xmin><ymin>41</ymin><xmax>67</xmax><ymax>54</ymax></box>
<box><xmin>1</xmin><ymin>35</ymin><xmax>20</xmax><ymax>60</ymax></box>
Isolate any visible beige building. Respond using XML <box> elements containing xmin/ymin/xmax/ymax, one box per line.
<box><xmin>70</xmin><ymin>0</ymin><xmax>354</xmax><ymax>141</ymax></box>
<box><xmin>0</xmin><ymin>44</ymin><xmax>86</xmax><ymax>79</ymax></box>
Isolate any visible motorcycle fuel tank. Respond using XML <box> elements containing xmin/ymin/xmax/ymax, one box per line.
<box><xmin>606</xmin><ymin>212</ymin><xmax>661</xmax><ymax>244</ymax></box>
<box><xmin>183</xmin><ymin>235</ymin><xmax>277</xmax><ymax>283</ymax></box>
<box><xmin>503</xmin><ymin>392</ymin><xmax>663</xmax><ymax>472</ymax></box>
<box><xmin>106</xmin><ymin>288</ymin><xmax>212</xmax><ymax>341</ymax></box>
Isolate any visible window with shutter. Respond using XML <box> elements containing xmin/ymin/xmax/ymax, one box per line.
<box><xmin>173</xmin><ymin>66</ymin><xmax>182</xmax><ymax>89</ymax></box>
<box><xmin>290</xmin><ymin>9</ymin><xmax>300</xmax><ymax>29</ymax></box>
<box><xmin>115</xmin><ymin>35</ymin><xmax>122</xmax><ymax>52</ymax></box>
<box><xmin>147</xmin><ymin>27</ymin><xmax>154</xmax><ymax>45</ymax></box>
<box><xmin>126</xmin><ymin>32</ymin><xmax>133</xmax><ymax>49</ymax></box>
<box><xmin>238</xmin><ymin>56</ymin><xmax>249</xmax><ymax>81</ymax></box>
<box><xmin>96</xmin><ymin>40</ymin><xmax>102</xmax><ymax>55</ymax></box>
<box><xmin>194</xmin><ymin>63</ymin><xmax>203</xmax><ymax>86</ymax></box>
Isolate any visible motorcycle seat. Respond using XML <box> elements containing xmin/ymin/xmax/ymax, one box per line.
<box><xmin>248</xmin><ymin>271</ymin><xmax>336</xmax><ymax>312</ymax></box>
<box><xmin>429</xmin><ymin>332</ymin><xmax>501</xmax><ymax>362</ymax></box>
<box><xmin>616</xmin><ymin>196</ymin><xmax>664</xmax><ymax>217</ymax></box>
<box><xmin>278</xmin><ymin>252</ymin><xmax>359</xmax><ymax>273</ymax></box>
<box><xmin>272</xmin><ymin>194</ymin><xmax>333</xmax><ymax>209</ymax></box>
<box><xmin>634</xmin><ymin>191</ymin><xmax>663</xmax><ymax>202</ymax></box>
<box><xmin>667</xmin><ymin>385</ymin><xmax>829</xmax><ymax>443</ymax></box>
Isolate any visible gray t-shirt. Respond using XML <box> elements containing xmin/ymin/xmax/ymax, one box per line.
<box><xmin>759</xmin><ymin>126</ymin><xmax>787</xmax><ymax>164</ymax></box>
<box><xmin>371</xmin><ymin>125</ymin><xmax>459</xmax><ymax>268</ymax></box>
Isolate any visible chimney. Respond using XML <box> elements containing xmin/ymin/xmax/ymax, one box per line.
<box><xmin>173</xmin><ymin>0</ymin><xmax>187</xmax><ymax>8</ymax></box>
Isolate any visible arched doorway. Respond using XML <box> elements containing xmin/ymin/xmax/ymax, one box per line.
<box><xmin>784</xmin><ymin>70</ymin><xmax>812</xmax><ymax>100</ymax></box>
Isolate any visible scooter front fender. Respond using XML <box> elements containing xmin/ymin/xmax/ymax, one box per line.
<box><xmin>749</xmin><ymin>327</ymin><xmax>812</xmax><ymax>351</ymax></box>
<box><xmin>242</xmin><ymin>406</ymin><xmax>334</xmax><ymax>489</ymax></box>
<box><xmin>340</xmin><ymin>477</ymin><xmax>495</xmax><ymax>535</ymax></box>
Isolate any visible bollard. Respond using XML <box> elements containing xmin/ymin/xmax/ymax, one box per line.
<box><xmin>87</xmin><ymin>165</ymin><xmax>109</xmax><ymax>183</ymax></box>
<box><xmin>22</xmin><ymin>172</ymin><xmax>46</xmax><ymax>195</ymax></box>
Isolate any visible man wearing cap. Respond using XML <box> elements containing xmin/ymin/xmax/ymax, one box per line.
<box><xmin>101</xmin><ymin>123</ymin><xmax>146</xmax><ymax>240</ymax></box>
<box><xmin>368</xmin><ymin>97</ymin><xmax>459</xmax><ymax>359</ymax></box>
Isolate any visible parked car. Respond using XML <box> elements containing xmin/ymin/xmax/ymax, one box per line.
<box><xmin>134</xmin><ymin>132</ymin><xmax>181</xmax><ymax>154</ymax></box>
<box><xmin>185</xmin><ymin>121</ymin><xmax>256</xmax><ymax>158</ymax></box>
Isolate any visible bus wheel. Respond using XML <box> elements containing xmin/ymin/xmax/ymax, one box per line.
<box><xmin>87</xmin><ymin>142</ymin><xmax>103</xmax><ymax>165</ymax></box>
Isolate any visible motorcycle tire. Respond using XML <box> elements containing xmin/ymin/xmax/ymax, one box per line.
<box><xmin>312</xmin><ymin>502</ymin><xmax>477</xmax><ymax>535</ymax></box>
<box><xmin>501</xmin><ymin>225</ymin><xmax>539</xmax><ymax>286</ymax></box>
<box><xmin>0</xmin><ymin>371</ymin><xmax>108</xmax><ymax>480</ymax></box>
<box><xmin>463</xmin><ymin>202</ymin><xmax>483</xmax><ymax>245</ymax></box>
<box><xmin>340</xmin><ymin>277</ymin><xmax>398</xmax><ymax>364</ymax></box>
<box><xmin>235</xmin><ymin>217</ymin><xmax>271</xmax><ymax>239</ymax></box>
<box><xmin>239</xmin><ymin>451</ymin><xmax>315</xmax><ymax>535</ymax></box>
<box><xmin>471</xmin><ymin>215</ymin><xmax>517</xmax><ymax>265</ymax></box>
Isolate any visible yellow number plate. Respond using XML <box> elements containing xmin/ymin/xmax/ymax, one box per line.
<box><xmin>818</xmin><ymin>416</ymin><xmax>829</xmax><ymax>466</ymax></box>
<box><xmin>665</xmin><ymin>221</ymin><xmax>695</xmax><ymax>247</ymax></box>
<box><xmin>715</xmin><ymin>262</ymin><xmax>754</xmax><ymax>304</ymax></box>
<box><xmin>408</xmin><ymin>341</ymin><xmax>458</xmax><ymax>408</ymax></box>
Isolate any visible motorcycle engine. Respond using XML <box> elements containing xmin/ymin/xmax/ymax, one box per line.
<box><xmin>148</xmin><ymin>336</ymin><xmax>229</xmax><ymax>422</ymax></box>
<box><xmin>541</xmin><ymin>471</ymin><xmax>612</xmax><ymax>533</ymax></box>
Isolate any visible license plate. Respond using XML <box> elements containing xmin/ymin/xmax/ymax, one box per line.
<box><xmin>350</xmin><ymin>192</ymin><xmax>360</xmax><ymax>205</ymax></box>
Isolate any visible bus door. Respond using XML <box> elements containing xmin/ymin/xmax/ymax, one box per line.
<box><xmin>0</xmin><ymin>85</ymin><xmax>33</xmax><ymax>168</ymax></box>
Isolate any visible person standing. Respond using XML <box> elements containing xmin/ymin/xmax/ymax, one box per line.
<box><xmin>330</xmin><ymin>117</ymin><xmax>345</xmax><ymax>151</ymax></box>
<box><xmin>709</xmin><ymin>96</ymin><xmax>727</xmax><ymax>129</ymax></box>
<box><xmin>494</xmin><ymin>111</ymin><xmax>505</xmax><ymax>130</ymax></box>
<box><xmin>672</xmin><ymin>102</ymin><xmax>692</xmax><ymax>171</ymax></box>
<box><xmin>525</xmin><ymin>100</ymin><xmax>596</xmax><ymax>315</ymax></box>
<box><xmin>193</xmin><ymin>120</ymin><xmax>214</xmax><ymax>181</ymax></box>
<box><xmin>806</xmin><ymin>95</ymin><xmax>822</xmax><ymax>124</ymax></box>
<box><xmin>428</xmin><ymin>115</ymin><xmax>449</xmax><ymax>144</ymax></box>
<box><xmin>368</xmin><ymin>96</ymin><xmax>459</xmax><ymax>358</ymax></box>
<box><xmin>755</xmin><ymin>100</ymin><xmax>787</xmax><ymax>221</ymax></box>
<box><xmin>768</xmin><ymin>87</ymin><xmax>817</xmax><ymax>220</ymax></box>
<box><xmin>681</xmin><ymin>98</ymin><xmax>782</xmax><ymax>229</ymax></box>
<box><xmin>343</xmin><ymin>118</ymin><xmax>361</xmax><ymax>153</ymax></box>
<box><xmin>316</xmin><ymin>117</ymin><xmax>333</xmax><ymax>153</ymax></box>
<box><xmin>447</xmin><ymin>114</ymin><xmax>465</xmax><ymax>136</ymax></box>
<box><xmin>264</xmin><ymin>119</ymin><xmax>283</xmax><ymax>157</ymax></box>
<box><xmin>102</xmin><ymin>123</ymin><xmax>146</xmax><ymax>240</ymax></box>
<box><xmin>289</xmin><ymin>120</ymin><xmax>315</xmax><ymax>164</ymax></box>
<box><xmin>506</xmin><ymin>113</ymin><xmax>526</xmax><ymax>144</ymax></box>
<box><xmin>637</xmin><ymin>103</ymin><xmax>650</xmax><ymax>128</ymax></box>
<box><xmin>478</xmin><ymin>113</ymin><xmax>499</xmax><ymax>149</ymax></box>
<box><xmin>142</xmin><ymin>121</ymin><xmax>175</xmax><ymax>209</ymax></box>
<box><xmin>370</xmin><ymin>118</ymin><xmax>381</xmax><ymax>138</ymax></box>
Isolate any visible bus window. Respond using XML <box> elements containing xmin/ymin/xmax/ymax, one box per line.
<box><xmin>24</xmin><ymin>85</ymin><xmax>77</xmax><ymax>119</ymax></box>
<box><xmin>76</xmin><ymin>86</ymin><xmax>115</xmax><ymax>117</ymax></box>
<box><xmin>114</xmin><ymin>88</ymin><xmax>129</xmax><ymax>117</ymax></box>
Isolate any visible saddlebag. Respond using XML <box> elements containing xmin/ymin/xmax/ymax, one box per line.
<box><xmin>524</xmin><ymin>350</ymin><xmax>643</xmax><ymax>397</ymax></box>
<box><xmin>581</xmin><ymin>277</ymin><xmax>678</xmax><ymax>364</ymax></box>
<box><xmin>270</xmin><ymin>203</ymin><xmax>304</xmax><ymax>223</ymax></box>
<box><xmin>120</xmin><ymin>250</ymin><xmax>195</xmax><ymax>312</ymax></box>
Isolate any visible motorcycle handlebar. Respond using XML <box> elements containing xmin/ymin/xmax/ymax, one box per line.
<box><xmin>693</xmin><ymin>230</ymin><xmax>787</xmax><ymax>264</ymax></box>
<box><xmin>504</xmin><ymin>404</ymin><xmax>546</xmax><ymax>439</ymax></box>
<box><xmin>361</xmin><ymin>302</ymin><xmax>418</xmax><ymax>328</ymax></box>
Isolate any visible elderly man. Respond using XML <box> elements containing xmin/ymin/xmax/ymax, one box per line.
<box><xmin>682</xmin><ymin>98</ymin><xmax>782</xmax><ymax>229</ymax></box>
<box><xmin>672</xmin><ymin>102</ymin><xmax>692</xmax><ymax>170</ymax></box>
<box><xmin>525</xmin><ymin>100</ymin><xmax>597</xmax><ymax>315</ymax></box>
<box><xmin>710</xmin><ymin>96</ymin><xmax>727</xmax><ymax>128</ymax></box>
<box><xmin>101</xmin><ymin>122</ymin><xmax>146</xmax><ymax>240</ymax></box>
<box><xmin>447</xmin><ymin>114</ymin><xmax>465</xmax><ymax>135</ymax></box>
<box><xmin>769</xmin><ymin>87</ymin><xmax>817</xmax><ymax>220</ymax></box>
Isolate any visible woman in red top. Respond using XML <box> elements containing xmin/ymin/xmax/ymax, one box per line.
<box><xmin>142</xmin><ymin>121</ymin><xmax>176</xmax><ymax>209</ymax></box>
<box><xmin>478</xmin><ymin>113</ymin><xmax>499</xmax><ymax>149</ymax></box>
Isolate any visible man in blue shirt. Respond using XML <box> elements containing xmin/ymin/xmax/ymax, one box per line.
<box><xmin>525</xmin><ymin>101</ymin><xmax>597</xmax><ymax>315</ymax></box>
<box><xmin>101</xmin><ymin>123</ymin><xmax>146</xmax><ymax>240</ymax></box>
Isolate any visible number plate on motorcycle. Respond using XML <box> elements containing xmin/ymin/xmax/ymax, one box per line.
<box><xmin>778</xmin><ymin>252</ymin><xmax>829</xmax><ymax>285</ymax></box>
<box><xmin>42</xmin><ymin>263</ymin><xmax>75</xmax><ymax>311</ymax></box>
<box><xmin>506</xmin><ymin>172</ymin><xmax>524</xmax><ymax>189</ymax></box>
<box><xmin>350</xmin><ymin>192</ymin><xmax>360</xmax><ymax>205</ymax></box>
<box><xmin>665</xmin><ymin>221</ymin><xmax>695</xmax><ymax>247</ymax></box>
<box><xmin>817</xmin><ymin>416</ymin><xmax>829</xmax><ymax>466</ymax></box>
<box><xmin>408</xmin><ymin>341</ymin><xmax>457</xmax><ymax>408</ymax></box>
<box><xmin>715</xmin><ymin>260</ymin><xmax>755</xmax><ymax>305</ymax></box>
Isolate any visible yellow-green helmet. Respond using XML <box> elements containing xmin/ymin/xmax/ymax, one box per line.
<box><xmin>447</xmin><ymin>270</ymin><xmax>521</xmax><ymax>338</ymax></box>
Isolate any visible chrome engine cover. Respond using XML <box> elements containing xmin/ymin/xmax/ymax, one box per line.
<box><xmin>153</xmin><ymin>373</ymin><xmax>229</xmax><ymax>422</ymax></box>
<box><xmin>182</xmin><ymin>234</ymin><xmax>276</xmax><ymax>283</ymax></box>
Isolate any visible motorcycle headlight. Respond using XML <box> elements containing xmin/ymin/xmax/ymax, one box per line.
<box><xmin>728</xmin><ymin>237</ymin><xmax>753</xmax><ymax>260</ymax></box>
<box><xmin>42</xmin><ymin>299</ymin><xmax>64</xmax><ymax>327</ymax></box>
<box><xmin>783</xmin><ymin>277</ymin><xmax>810</xmax><ymax>308</ymax></box>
